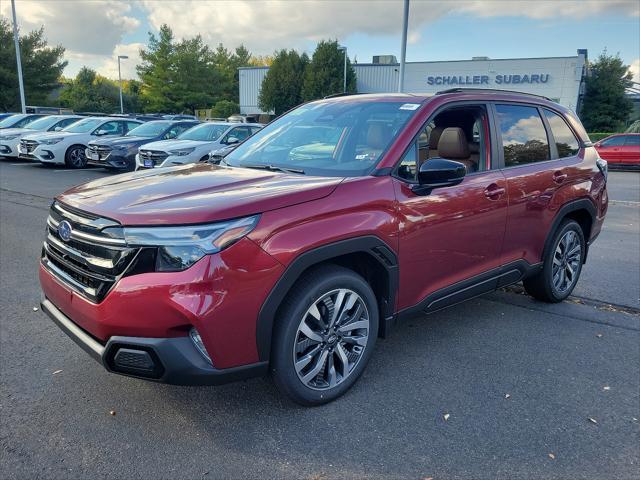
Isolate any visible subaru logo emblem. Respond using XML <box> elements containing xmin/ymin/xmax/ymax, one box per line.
<box><xmin>58</xmin><ymin>220</ymin><xmax>72</xmax><ymax>242</ymax></box>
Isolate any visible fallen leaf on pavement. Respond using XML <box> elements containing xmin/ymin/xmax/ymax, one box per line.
<box><xmin>109</xmin><ymin>410</ymin><xmax>116</xmax><ymax>416</ymax></box>
<box><xmin>505</xmin><ymin>393</ymin><xmax>511</xmax><ymax>399</ymax></box>
<box><xmin>588</xmin><ymin>417</ymin><xmax>597</xmax><ymax>424</ymax></box>
<box><xmin>603</xmin><ymin>386</ymin><xmax>610</xmax><ymax>391</ymax></box>
<box><xmin>443</xmin><ymin>413</ymin><xmax>450</xmax><ymax>421</ymax></box>
<box><xmin>52</xmin><ymin>370</ymin><xmax>62</xmax><ymax>375</ymax></box>
<box><xmin>32</xmin><ymin>307</ymin><xmax>38</xmax><ymax>312</ymax></box>
<box><xmin>596</xmin><ymin>333</ymin><xmax>603</xmax><ymax>338</ymax></box>
<box><xmin>548</xmin><ymin>453</ymin><xmax>555</xmax><ymax>460</ymax></box>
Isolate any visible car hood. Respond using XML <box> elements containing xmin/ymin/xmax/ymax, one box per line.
<box><xmin>89</xmin><ymin>136</ymin><xmax>152</xmax><ymax>147</ymax></box>
<box><xmin>140</xmin><ymin>139</ymin><xmax>211</xmax><ymax>151</ymax></box>
<box><xmin>24</xmin><ymin>131</ymin><xmax>78</xmax><ymax>141</ymax></box>
<box><xmin>57</xmin><ymin>163</ymin><xmax>344</xmax><ymax>225</ymax></box>
<box><xmin>0</xmin><ymin>127</ymin><xmax>32</xmax><ymax>137</ymax></box>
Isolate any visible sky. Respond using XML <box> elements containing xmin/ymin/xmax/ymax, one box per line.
<box><xmin>1</xmin><ymin>0</ymin><xmax>639</xmax><ymax>83</ymax></box>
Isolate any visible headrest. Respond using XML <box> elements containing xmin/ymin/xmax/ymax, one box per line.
<box><xmin>429</xmin><ymin>126</ymin><xmax>444</xmax><ymax>149</ymax></box>
<box><xmin>367</xmin><ymin>123</ymin><xmax>387</xmax><ymax>150</ymax></box>
<box><xmin>437</xmin><ymin>127</ymin><xmax>470</xmax><ymax>159</ymax></box>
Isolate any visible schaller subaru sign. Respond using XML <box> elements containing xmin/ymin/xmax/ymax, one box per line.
<box><xmin>427</xmin><ymin>74</ymin><xmax>551</xmax><ymax>86</ymax></box>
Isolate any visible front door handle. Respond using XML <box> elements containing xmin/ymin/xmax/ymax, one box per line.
<box><xmin>484</xmin><ymin>183</ymin><xmax>505</xmax><ymax>200</ymax></box>
<box><xmin>553</xmin><ymin>171</ymin><xmax>568</xmax><ymax>184</ymax></box>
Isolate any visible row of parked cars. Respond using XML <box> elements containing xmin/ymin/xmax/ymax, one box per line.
<box><xmin>0</xmin><ymin>113</ymin><xmax>263</xmax><ymax>171</ymax></box>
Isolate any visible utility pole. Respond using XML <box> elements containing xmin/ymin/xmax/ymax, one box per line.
<box><xmin>398</xmin><ymin>0</ymin><xmax>409</xmax><ymax>92</ymax></box>
<box><xmin>11</xmin><ymin>0</ymin><xmax>26</xmax><ymax>113</ymax></box>
<box><xmin>338</xmin><ymin>46</ymin><xmax>348</xmax><ymax>93</ymax></box>
<box><xmin>117</xmin><ymin>55</ymin><xmax>128</xmax><ymax>114</ymax></box>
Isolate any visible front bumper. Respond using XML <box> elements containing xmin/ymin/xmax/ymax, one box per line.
<box><xmin>87</xmin><ymin>149</ymin><xmax>135</xmax><ymax>170</ymax></box>
<box><xmin>41</xmin><ymin>297</ymin><xmax>268</xmax><ymax>385</ymax></box>
<box><xmin>27</xmin><ymin>144</ymin><xmax>64</xmax><ymax>164</ymax></box>
<box><xmin>0</xmin><ymin>142</ymin><xmax>19</xmax><ymax>157</ymax></box>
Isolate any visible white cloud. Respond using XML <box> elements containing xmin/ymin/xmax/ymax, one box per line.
<box><xmin>139</xmin><ymin>0</ymin><xmax>640</xmax><ymax>57</ymax></box>
<box><xmin>629</xmin><ymin>58</ymin><xmax>640</xmax><ymax>84</ymax></box>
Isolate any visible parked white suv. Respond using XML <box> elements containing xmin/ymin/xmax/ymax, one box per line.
<box><xmin>136</xmin><ymin>122</ymin><xmax>262</xmax><ymax>169</ymax></box>
<box><xmin>0</xmin><ymin>115</ymin><xmax>82</xmax><ymax>159</ymax></box>
<box><xmin>20</xmin><ymin>117</ymin><xmax>142</xmax><ymax>168</ymax></box>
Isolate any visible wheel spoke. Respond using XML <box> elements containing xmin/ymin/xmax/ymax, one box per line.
<box><xmin>299</xmin><ymin>319</ymin><xmax>323</xmax><ymax>343</ymax></box>
<box><xmin>341</xmin><ymin>335</ymin><xmax>367</xmax><ymax>346</ymax></box>
<box><xmin>301</xmin><ymin>349</ymin><xmax>328</xmax><ymax>384</ymax></box>
<box><xmin>338</xmin><ymin>319</ymin><xmax>368</xmax><ymax>333</ymax></box>
<box><xmin>329</xmin><ymin>290</ymin><xmax>348</xmax><ymax>328</ymax></box>
<box><xmin>335</xmin><ymin>343</ymin><xmax>350</xmax><ymax>377</ymax></box>
<box><xmin>327</xmin><ymin>354</ymin><xmax>337</xmax><ymax>387</ymax></box>
<box><xmin>307</xmin><ymin>302</ymin><xmax>327</xmax><ymax>330</ymax></box>
<box><xmin>295</xmin><ymin>345</ymin><xmax>321</xmax><ymax>373</ymax></box>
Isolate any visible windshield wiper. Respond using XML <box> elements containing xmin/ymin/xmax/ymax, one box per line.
<box><xmin>243</xmin><ymin>164</ymin><xmax>305</xmax><ymax>175</ymax></box>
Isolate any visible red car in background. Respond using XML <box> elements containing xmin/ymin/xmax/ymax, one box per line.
<box><xmin>594</xmin><ymin>133</ymin><xmax>640</xmax><ymax>169</ymax></box>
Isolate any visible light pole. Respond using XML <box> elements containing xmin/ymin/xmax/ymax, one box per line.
<box><xmin>11</xmin><ymin>0</ymin><xmax>26</xmax><ymax>113</ymax></box>
<box><xmin>338</xmin><ymin>46</ymin><xmax>347</xmax><ymax>93</ymax></box>
<box><xmin>117</xmin><ymin>55</ymin><xmax>128</xmax><ymax>114</ymax></box>
<box><xmin>398</xmin><ymin>0</ymin><xmax>409</xmax><ymax>92</ymax></box>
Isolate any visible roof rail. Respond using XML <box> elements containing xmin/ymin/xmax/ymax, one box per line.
<box><xmin>435</xmin><ymin>88</ymin><xmax>551</xmax><ymax>101</ymax></box>
<box><xmin>323</xmin><ymin>92</ymin><xmax>357</xmax><ymax>99</ymax></box>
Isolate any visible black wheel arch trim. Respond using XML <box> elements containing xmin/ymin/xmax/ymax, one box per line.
<box><xmin>256</xmin><ymin>235</ymin><xmax>398</xmax><ymax>362</ymax></box>
<box><xmin>542</xmin><ymin>198</ymin><xmax>596</xmax><ymax>263</ymax></box>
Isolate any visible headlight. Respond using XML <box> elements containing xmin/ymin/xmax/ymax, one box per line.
<box><xmin>168</xmin><ymin>147</ymin><xmax>195</xmax><ymax>156</ymax></box>
<box><xmin>122</xmin><ymin>215</ymin><xmax>259</xmax><ymax>271</ymax></box>
<box><xmin>41</xmin><ymin>137</ymin><xmax>64</xmax><ymax>145</ymax></box>
<box><xmin>0</xmin><ymin>134</ymin><xmax>20</xmax><ymax>141</ymax></box>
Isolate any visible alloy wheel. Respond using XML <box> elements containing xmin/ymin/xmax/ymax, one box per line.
<box><xmin>552</xmin><ymin>230</ymin><xmax>582</xmax><ymax>294</ymax></box>
<box><xmin>293</xmin><ymin>288</ymin><xmax>370</xmax><ymax>391</ymax></box>
<box><xmin>69</xmin><ymin>147</ymin><xmax>86</xmax><ymax>167</ymax></box>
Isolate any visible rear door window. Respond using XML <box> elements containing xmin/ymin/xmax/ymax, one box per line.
<box><xmin>624</xmin><ymin>135</ymin><xmax>640</xmax><ymax>146</ymax></box>
<box><xmin>600</xmin><ymin>136</ymin><xmax>625</xmax><ymax>146</ymax></box>
<box><xmin>543</xmin><ymin>109</ymin><xmax>580</xmax><ymax>158</ymax></box>
<box><xmin>495</xmin><ymin>104</ymin><xmax>550</xmax><ymax>167</ymax></box>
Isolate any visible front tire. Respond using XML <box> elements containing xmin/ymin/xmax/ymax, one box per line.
<box><xmin>271</xmin><ymin>265</ymin><xmax>379</xmax><ymax>406</ymax></box>
<box><xmin>64</xmin><ymin>145</ymin><xmax>88</xmax><ymax>169</ymax></box>
<box><xmin>523</xmin><ymin>219</ymin><xmax>585</xmax><ymax>302</ymax></box>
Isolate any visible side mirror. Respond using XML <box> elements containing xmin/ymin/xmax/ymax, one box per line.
<box><xmin>594</xmin><ymin>142</ymin><xmax>601</xmax><ymax>148</ymax></box>
<box><xmin>226</xmin><ymin>136</ymin><xmax>239</xmax><ymax>145</ymax></box>
<box><xmin>53</xmin><ymin>126</ymin><xmax>63</xmax><ymax>131</ymax></box>
<box><xmin>412</xmin><ymin>158</ymin><xmax>466</xmax><ymax>195</ymax></box>
<box><xmin>94</xmin><ymin>129</ymin><xmax>109</xmax><ymax>136</ymax></box>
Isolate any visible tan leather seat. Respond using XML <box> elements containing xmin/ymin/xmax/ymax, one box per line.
<box><xmin>469</xmin><ymin>142</ymin><xmax>481</xmax><ymax>170</ymax></box>
<box><xmin>428</xmin><ymin>126</ymin><xmax>444</xmax><ymax>159</ymax></box>
<box><xmin>437</xmin><ymin>127</ymin><xmax>476</xmax><ymax>173</ymax></box>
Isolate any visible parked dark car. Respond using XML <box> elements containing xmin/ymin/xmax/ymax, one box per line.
<box><xmin>39</xmin><ymin>89</ymin><xmax>607</xmax><ymax>405</ymax></box>
<box><xmin>86</xmin><ymin>120</ymin><xmax>200</xmax><ymax>171</ymax></box>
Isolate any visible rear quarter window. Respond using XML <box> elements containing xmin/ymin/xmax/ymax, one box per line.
<box><xmin>543</xmin><ymin>109</ymin><xmax>580</xmax><ymax>158</ymax></box>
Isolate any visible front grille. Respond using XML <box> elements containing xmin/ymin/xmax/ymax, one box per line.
<box><xmin>41</xmin><ymin>202</ymin><xmax>140</xmax><ymax>303</ymax></box>
<box><xmin>21</xmin><ymin>139</ymin><xmax>38</xmax><ymax>153</ymax></box>
<box><xmin>87</xmin><ymin>144</ymin><xmax>113</xmax><ymax>161</ymax></box>
<box><xmin>139</xmin><ymin>149</ymin><xmax>168</xmax><ymax>166</ymax></box>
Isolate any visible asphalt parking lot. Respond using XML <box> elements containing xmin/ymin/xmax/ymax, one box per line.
<box><xmin>0</xmin><ymin>160</ymin><xmax>638</xmax><ymax>480</ymax></box>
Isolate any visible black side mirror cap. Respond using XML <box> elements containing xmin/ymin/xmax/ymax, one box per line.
<box><xmin>411</xmin><ymin>158</ymin><xmax>466</xmax><ymax>195</ymax></box>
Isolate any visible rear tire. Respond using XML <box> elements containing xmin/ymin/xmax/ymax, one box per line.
<box><xmin>271</xmin><ymin>265</ymin><xmax>379</xmax><ymax>406</ymax></box>
<box><xmin>64</xmin><ymin>145</ymin><xmax>88</xmax><ymax>169</ymax></box>
<box><xmin>523</xmin><ymin>219</ymin><xmax>585</xmax><ymax>303</ymax></box>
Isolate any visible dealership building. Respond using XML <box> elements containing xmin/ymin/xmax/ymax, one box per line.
<box><xmin>239</xmin><ymin>49</ymin><xmax>588</xmax><ymax>115</ymax></box>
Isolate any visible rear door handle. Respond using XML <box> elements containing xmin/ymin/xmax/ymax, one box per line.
<box><xmin>484</xmin><ymin>183</ymin><xmax>505</xmax><ymax>200</ymax></box>
<box><xmin>553</xmin><ymin>171</ymin><xmax>568</xmax><ymax>184</ymax></box>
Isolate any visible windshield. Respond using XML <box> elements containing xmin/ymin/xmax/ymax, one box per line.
<box><xmin>62</xmin><ymin>118</ymin><xmax>102</xmax><ymax>133</ymax></box>
<box><xmin>126</xmin><ymin>121</ymin><xmax>171</xmax><ymax>138</ymax></box>
<box><xmin>177</xmin><ymin>123</ymin><xmax>228</xmax><ymax>141</ymax></box>
<box><xmin>225</xmin><ymin>100</ymin><xmax>420</xmax><ymax>176</ymax></box>
<box><xmin>0</xmin><ymin>114</ymin><xmax>28</xmax><ymax>128</ymax></box>
<box><xmin>24</xmin><ymin>116</ymin><xmax>63</xmax><ymax>130</ymax></box>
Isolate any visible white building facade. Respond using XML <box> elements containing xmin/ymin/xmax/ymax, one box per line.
<box><xmin>239</xmin><ymin>50</ymin><xmax>587</xmax><ymax>115</ymax></box>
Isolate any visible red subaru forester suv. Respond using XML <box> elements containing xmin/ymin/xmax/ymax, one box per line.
<box><xmin>39</xmin><ymin>89</ymin><xmax>608</xmax><ymax>405</ymax></box>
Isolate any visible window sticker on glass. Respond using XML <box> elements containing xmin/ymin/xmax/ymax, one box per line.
<box><xmin>399</xmin><ymin>103</ymin><xmax>420</xmax><ymax>111</ymax></box>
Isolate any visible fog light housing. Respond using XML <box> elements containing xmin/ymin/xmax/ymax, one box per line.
<box><xmin>189</xmin><ymin>328</ymin><xmax>212</xmax><ymax>365</ymax></box>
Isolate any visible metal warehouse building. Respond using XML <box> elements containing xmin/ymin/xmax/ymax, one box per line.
<box><xmin>239</xmin><ymin>50</ymin><xmax>587</xmax><ymax>115</ymax></box>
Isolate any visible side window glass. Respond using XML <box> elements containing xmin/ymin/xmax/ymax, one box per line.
<box><xmin>126</xmin><ymin>121</ymin><xmax>141</xmax><ymax>132</ymax></box>
<box><xmin>496</xmin><ymin>104</ymin><xmax>550</xmax><ymax>167</ymax></box>
<box><xmin>543</xmin><ymin>109</ymin><xmax>579</xmax><ymax>158</ymax></box>
<box><xmin>396</xmin><ymin>142</ymin><xmax>418</xmax><ymax>181</ymax></box>
<box><xmin>601</xmin><ymin>136</ymin><xmax>625</xmax><ymax>146</ymax></box>
<box><xmin>625</xmin><ymin>135</ymin><xmax>640</xmax><ymax>146</ymax></box>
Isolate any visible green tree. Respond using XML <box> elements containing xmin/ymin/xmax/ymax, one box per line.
<box><xmin>259</xmin><ymin>49</ymin><xmax>308</xmax><ymax>115</ymax></box>
<box><xmin>302</xmin><ymin>40</ymin><xmax>356</xmax><ymax>101</ymax></box>
<box><xmin>210</xmin><ymin>100</ymin><xmax>239</xmax><ymax>119</ymax></box>
<box><xmin>137</xmin><ymin>25</ymin><xmax>178</xmax><ymax>112</ymax></box>
<box><xmin>581</xmin><ymin>51</ymin><xmax>633</xmax><ymax>131</ymax></box>
<box><xmin>0</xmin><ymin>18</ymin><xmax>67</xmax><ymax>111</ymax></box>
<box><xmin>58</xmin><ymin>67</ymin><xmax>122</xmax><ymax>113</ymax></box>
